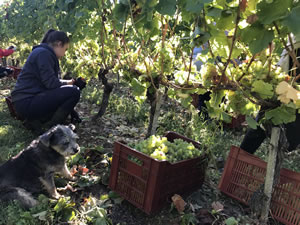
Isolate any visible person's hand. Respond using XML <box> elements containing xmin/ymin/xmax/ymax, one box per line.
<box><xmin>74</xmin><ymin>77</ymin><xmax>87</xmax><ymax>90</ymax></box>
<box><xmin>67</xmin><ymin>79</ymin><xmax>75</xmax><ymax>85</ymax></box>
<box><xmin>7</xmin><ymin>46</ymin><xmax>17</xmax><ymax>51</ymax></box>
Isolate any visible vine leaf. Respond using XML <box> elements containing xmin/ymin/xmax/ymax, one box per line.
<box><xmin>276</xmin><ymin>81</ymin><xmax>299</xmax><ymax>104</ymax></box>
<box><xmin>207</xmin><ymin>7</ymin><xmax>222</xmax><ymax>18</ymax></box>
<box><xmin>241</xmin><ymin>23</ymin><xmax>274</xmax><ymax>54</ymax></box>
<box><xmin>265</xmin><ymin>106</ymin><xmax>296</xmax><ymax>125</ymax></box>
<box><xmin>246</xmin><ymin>116</ymin><xmax>258</xmax><ymax>129</ymax></box>
<box><xmin>249</xmin><ymin>29</ymin><xmax>274</xmax><ymax>54</ymax></box>
<box><xmin>225</xmin><ymin>217</ymin><xmax>238</xmax><ymax>225</ymax></box>
<box><xmin>131</xmin><ymin>78</ymin><xmax>147</xmax><ymax>96</ymax></box>
<box><xmin>186</xmin><ymin>0</ymin><xmax>205</xmax><ymax>14</ymax></box>
<box><xmin>112</xmin><ymin>3</ymin><xmax>129</xmax><ymax>30</ymax></box>
<box><xmin>282</xmin><ymin>6</ymin><xmax>300</xmax><ymax>36</ymax></box>
<box><xmin>155</xmin><ymin>0</ymin><xmax>177</xmax><ymax>16</ymax></box>
<box><xmin>251</xmin><ymin>80</ymin><xmax>273</xmax><ymax>99</ymax></box>
<box><xmin>257</xmin><ymin>0</ymin><xmax>292</xmax><ymax>25</ymax></box>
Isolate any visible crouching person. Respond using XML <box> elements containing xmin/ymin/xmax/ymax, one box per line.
<box><xmin>240</xmin><ymin>112</ymin><xmax>300</xmax><ymax>154</ymax></box>
<box><xmin>11</xmin><ymin>29</ymin><xmax>80</xmax><ymax>134</ymax></box>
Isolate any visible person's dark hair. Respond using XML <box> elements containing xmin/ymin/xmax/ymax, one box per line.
<box><xmin>41</xmin><ymin>29</ymin><xmax>70</xmax><ymax>46</ymax></box>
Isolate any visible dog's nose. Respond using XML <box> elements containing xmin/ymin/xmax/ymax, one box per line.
<box><xmin>73</xmin><ymin>147</ymin><xmax>80</xmax><ymax>153</ymax></box>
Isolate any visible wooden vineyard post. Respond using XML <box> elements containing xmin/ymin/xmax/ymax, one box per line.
<box><xmin>260</xmin><ymin>127</ymin><xmax>281</xmax><ymax>223</ymax></box>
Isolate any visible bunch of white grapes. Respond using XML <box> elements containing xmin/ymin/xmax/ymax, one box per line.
<box><xmin>132</xmin><ymin>135</ymin><xmax>202</xmax><ymax>163</ymax></box>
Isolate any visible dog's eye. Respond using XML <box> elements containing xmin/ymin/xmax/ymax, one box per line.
<box><xmin>62</xmin><ymin>141</ymin><xmax>69</xmax><ymax>146</ymax></box>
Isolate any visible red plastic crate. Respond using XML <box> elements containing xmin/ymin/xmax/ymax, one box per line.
<box><xmin>7</xmin><ymin>66</ymin><xmax>22</xmax><ymax>79</ymax></box>
<box><xmin>219</xmin><ymin>146</ymin><xmax>300</xmax><ymax>225</ymax></box>
<box><xmin>109</xmin><ymin>131</ymin><xmax>208</xmax><ymax>214</ymax></box>
<box><xmin>224</xmin><ymin>115</ymin><xmax>246</xmax><ymax>129</ymax></box>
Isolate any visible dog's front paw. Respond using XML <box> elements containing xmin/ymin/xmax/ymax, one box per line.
<box><xmin>52</xmin><ymin>191</ymin><xmax>61</xmax><ymax>199</ymax></box>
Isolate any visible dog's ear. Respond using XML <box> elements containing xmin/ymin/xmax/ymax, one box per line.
<box><xmin>39</xmin><ymin>131</ymin><xmax>53</xmax><ymax>147</ymax></box>
<box><xmin>39</xmin><ymin>126</ymin><xmax>62</xmax><ymax>147</ymax></box>
<box><xmin>68</xmin><ymin>124</ymin><xmax>76</xmax><ymax>131</ymax></box>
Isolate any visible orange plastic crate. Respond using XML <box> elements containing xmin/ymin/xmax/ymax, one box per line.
<box><xmin>219</xmin><ymin>146</ymin><xmax>300</xmax><ymax>225</ymax></box>
<box><xmin>109</xmin><ymin>131</ymin><xmax>208</xmax><ymax>214</ymax></box>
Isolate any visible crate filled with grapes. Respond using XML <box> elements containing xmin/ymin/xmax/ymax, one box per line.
<box><xmin>109</xmin><ymin>131</ymin><xmax>208</xmax><ymax>214</ymax></box>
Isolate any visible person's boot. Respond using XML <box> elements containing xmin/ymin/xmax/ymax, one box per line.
<box><xmin>23</xmin><ymin>119</ymin><xmax>45</xmax><ymax>136</ymax></box>
<box><xmin>70</xmin><ymin>109</ymin><xmax>82</xmax><ymax>124</ymax></box>
<box><xmin>43</xmin><ymin>107</ymin><xmax>70</xmax><ymax>129</ymax></box>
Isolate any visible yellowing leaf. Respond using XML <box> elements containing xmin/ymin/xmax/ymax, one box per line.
<box><xmin>275</xmin><ymin>81</ymin><xmax>289</xmax><ymax>95</ymax></box>
<box><xmin>278</xmin><ymin>95</ymin><xmax>290</xmax><ymax>104</ymax></box>
<box><xmin>276</xmin><ymin>81</ymin><xmax>300</xmax><ymax>104</ymax></box>
<box><xmin>286</xmin><ymin>87</ymin><xmax>298</xmax><ymax>101</ymax></box>
<box><xmin>296</xmin><ymin>99</ymin><xmax>300</xmax><ymax>108</ymax></box>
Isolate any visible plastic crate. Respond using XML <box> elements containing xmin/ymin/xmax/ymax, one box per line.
<box><xmin>109</xmin><ymin>131</ymin><xmax>208</xmax><ymax>214</ymax></box>
<box><xmin>7</xmin><ymin>66</ymin><xmax>22</xmax><ymax>79</ymax></box>
<box><xmin>219</xmin><ymin>146</ymin><xmax>300</xmax><ymax>225</ymax></box>
<box><xmin>223</xmin><ymin>114</ymin><xmax>246</xmax><ymax>129</ymax></box>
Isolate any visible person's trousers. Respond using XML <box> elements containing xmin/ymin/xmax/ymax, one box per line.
<box><xmin>13</xmin><ymin>85</ymin><xmax>80</xmax><ymax>122</ymax></box>
<box><xmin>240</xmin><ymin>112</ymin><xmax>300</xmax><ymax>153</ymax></box>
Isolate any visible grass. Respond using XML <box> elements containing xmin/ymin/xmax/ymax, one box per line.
<box><xmin>0</xmin><ymin>94</ymin><xmax>34</xmax><ymax>163</ymax></box>
<box><xmin>1</xmin><ymin>76</ymin><xmax>299</xmax><ymax>225</ymax></box>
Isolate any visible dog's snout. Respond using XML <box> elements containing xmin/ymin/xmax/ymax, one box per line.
<box><xmin>73</xmin><ymin>146</ymin><xmax>80</xmax><ymax>154</ymax></box>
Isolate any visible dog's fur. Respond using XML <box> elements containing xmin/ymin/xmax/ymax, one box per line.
<box><xmin>0</xmin><ymin>124</ymin><xmax>80</xmax><ymax>208</ymax></box>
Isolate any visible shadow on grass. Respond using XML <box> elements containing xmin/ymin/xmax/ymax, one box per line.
<box><xmin>0</xmin><ymin>98</ymin><xmax>34</xmax><ymax>162</ymax></box>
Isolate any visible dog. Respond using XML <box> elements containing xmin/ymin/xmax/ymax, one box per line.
<box><xmin>0</xmin><ymin>124</ymin><xmax>80</xmax><ymax>208</ymax></box>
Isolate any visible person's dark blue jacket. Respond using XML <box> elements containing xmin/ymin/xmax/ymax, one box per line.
<box><xmin>11</xmin><ymin>44</ymin><xmax>65</xmax><ymax>103</ymax></box>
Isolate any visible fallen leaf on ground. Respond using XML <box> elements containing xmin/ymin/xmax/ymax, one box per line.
<box><xmin>70</xmin><ymin>165</ymin><xmax>78</xmax><ymax>176</ymax></box>
<box><xmin>211</xmin><ymin>201</ymin><xmax>224</xmax><ymax>212</ymax></box>
<box><xmin>171</xmin><ymin>194</ymin><xmax>186</xmax><ymax>213</ymax></box>
<box><xmin>78</xmin><ymin>165</ymin><xmax>89</xmax><ymax>175</ymax></box>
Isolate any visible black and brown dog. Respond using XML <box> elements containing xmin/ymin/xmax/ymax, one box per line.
<box><xmin>0</xmin><ymin>124</ymin><xmax>80</xmax><ymax>208</ymax></box>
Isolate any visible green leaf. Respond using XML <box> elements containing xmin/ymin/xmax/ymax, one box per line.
<box><xmin>282</xmin><ymin>6</ymin><xmax>300</xmax><ymax>36</ymax></box>
<box><xmin>131</xmin><ymin>78</ymin><xmax>147</xmax><ymax>96</ymax></box>
<box><xmin>155</xmin><ymin>0</ymin><xmax>177</xmax><ymax>16</ymax></box>
<box><xmin>210</xmin><ymin>90</ymin><xmax>225</xmax><ymax>108</ymax></box>
<box><xmin>95</xmin><ymin>217</ymin><xmax>109</xmax><ymax>225</ymax></box>
<box><xmin>246</xmin><ymin>116</ymin><xmax>258</xmax><ymax>129</ymax></box>
<box><xmin>221</xmin><ymin>111</ymin><xmax>232</xmax><ymax>123</ymax></box>
<box><xmin>240</xmin><ymin>23</ymin><xmax>274</xmax><ymax>54</ymax></box>
<box><xmin>257</xmin><ymin>0</ymin><xmax>292</xmax><ymax>24</ymax></box>
<box><xmin>225</xmin><ymin>217</ymin><xmax>238</xmax><ymax>225</ymax></box>
<box><xmin>241</xmin><ymin>24</ymin><xmax>264</xmax><ymax>43</ymax></box>
<box><xmin>265</xmin><ymin>106</ymin><xmax>296</xmax><ymax>125</ymax></box>
<box><xmin>113</xmin><ymin>3</ymin><xmax>129</xmax><ymax>23</ymax></box>
<box><xmin>207</xmin><ymin>7</ymin><xmax>222</xmax><ymax>18</ymax></box>
<box><xmin>251</xmin><ymin>80</ymin><xmax>274</xmax><ymax>99</ymax></box>
<box><xmin>180</xmin><ymin>95</ymin><xmax>193</xmax><ymax>108</ymax></box>
<box><xmin>249</xmin><ymin>29</ymin><xmax>274</xmax><ymax>54</ymax></box>
<box><xmin>216</xmin><ymin>10</ymin><xmax>236</xmax><ymax>30</ymax></box>
<box><xmin>61</xmin><ymin>208</ymin><xmax>76</xmax><ymax>222</ymax></box>
<box><xmin>120</xmin><ymin>0</ymin><xmax>130</xmax><ymax>5</ymax></box>
<box><xmin>186</xmin><ymin>0</ymin><xmax>204</xmax><ymax>14</ymax></box>
<box><xmin>32</xmin><ymin>211</ymin><xmax>47</xmax><ymax>221</ymax></box>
